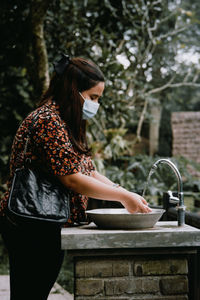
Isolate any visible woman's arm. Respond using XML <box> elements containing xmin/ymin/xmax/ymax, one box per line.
<box><xmin>58</xmin><ymin>172</ymin><xmax>151</xmax><ymax>213</ymax></box>
<box><xmin>91</xmin><ymin>170</ymin><xmax>115</xmax><ymax>186</ymax></box>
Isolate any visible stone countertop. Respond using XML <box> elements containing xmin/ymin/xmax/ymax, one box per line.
<box><xmin>61</xmin><ymin>221</ymin><xmax>200</xmax><ymax>250</ymax></box>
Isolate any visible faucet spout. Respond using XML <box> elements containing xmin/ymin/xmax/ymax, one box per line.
<box><xmin>153</xmin><ymin>159</ymin><xmax>183</xmax><ymax>194</ymax></box>
<box><xmin>149</xmin><ymin>159</ymin><xmax>186</xmax><ymax>226</ymax></box>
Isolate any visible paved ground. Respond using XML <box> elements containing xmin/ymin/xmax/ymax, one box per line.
<box><xmin>0</xmin><ymin>275</ymin><xmax>73</xmax><ymax>300</ymax></box>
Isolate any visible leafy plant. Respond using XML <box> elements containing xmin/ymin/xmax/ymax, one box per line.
<box><xmin>98</xmin><ymin>154</ymin><xmax>200</xmax><ymax>206</ymax></box>
<box><xmin>57</xmin><ymin>253</ymin><xmax>74</xmax><ymax>294</ymax></box>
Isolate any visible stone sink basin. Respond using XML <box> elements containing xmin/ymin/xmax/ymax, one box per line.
<box><xmin>86</xmin><ymin>208</ymin><xmax>165</xmax><ymax>229</ymax></box>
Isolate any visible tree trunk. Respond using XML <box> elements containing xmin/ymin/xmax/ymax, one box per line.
<box><xmin>30</xmin><ymin>0</ymin><xmax>50</xmax><ymax>97</ymax></box>
<box><xmin>149</xmin><ymin>100</ymin><xmax>162</xmax><ymax>156</ymax></box>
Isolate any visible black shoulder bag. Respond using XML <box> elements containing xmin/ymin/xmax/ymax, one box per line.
<box><xmin>6</xmin><ymin>114</ymin><xmax>71</xmax><ymax>226</ymax></box>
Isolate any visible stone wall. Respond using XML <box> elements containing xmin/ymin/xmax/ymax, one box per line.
<box><xmin>74</xmin><ymin>255</ymin><xmax>188</xmax><ymax>300</ymax></box>
<box><xmin>171</xmin><ymin>112</ymin><xmax>200</xmax><ymax>176</ymax></box>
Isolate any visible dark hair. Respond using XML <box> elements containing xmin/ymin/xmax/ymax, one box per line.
<box><xmin>39</xmin><ymin>57</ymin><xmax>104</xmax><ymax>154</ymax></box>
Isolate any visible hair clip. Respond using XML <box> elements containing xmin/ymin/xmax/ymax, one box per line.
<box><xmin>53</xmin><ymin>53</ymin><xmax>70</xmax><ymax>75</ymax></box>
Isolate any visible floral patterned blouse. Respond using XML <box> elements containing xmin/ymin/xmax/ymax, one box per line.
<box><xmin>0</xmin><ymin>100</ymin><xmax>95</xmax><ymax>226</ymax></box>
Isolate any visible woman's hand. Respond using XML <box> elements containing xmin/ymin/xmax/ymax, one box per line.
<box><xmin>90</xmin><ymin>171</ymin><xmax>151</xmax><ymax>213</ymax></box>
<box><xmin>120</xmin><ymin>191</ymin><xmax>152</xmax><ymax>213</ymax></box>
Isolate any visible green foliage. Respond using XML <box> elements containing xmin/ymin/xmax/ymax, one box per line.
<box><xmin>1</xmin><ymin>0</ymin><xmax>200</xmax><ymax>184</ymax></box>
<box><xmin>57</xmin><ymin>252</ymin><xmax>74</xmax><ymax>294</ymax></box>
<box><xmin>103</xmin><ymin>155</ymin><xmax>200</xmax><ymax>206</ymax></box>
<box><xmin>45</xmin><ymin>0</ymin><xmax>200</xmax><ymax>145</ymax></box>
<box><xmin>0</xmin><ymin>66</ymin><xmax>34</xmax><ymax>181</ymax></box>
<box><xmin>0</xmin><ymin>235</ymin><xmax>9</xmax><ymax>275</ymax></box>
<box><xmin>0</xmin><ymin>0</ymin><xmax>199</xmax><ymax>207</ymax></box>
<box><xmin>89</xmin><ymin>127</ymin><xmax>131</xmax><ymax>174</ymax></box>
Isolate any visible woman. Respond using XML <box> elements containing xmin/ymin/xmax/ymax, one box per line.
<box><xmin>0</xmin><ymin>54</ymin><xmax>151</xmax><ymax>300</ymax></box>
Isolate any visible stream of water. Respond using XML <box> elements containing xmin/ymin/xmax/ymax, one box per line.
<box><xmin>142</xmin><ymin>168</ymin><xmax>155</xmax><ymax>198</ymax></box>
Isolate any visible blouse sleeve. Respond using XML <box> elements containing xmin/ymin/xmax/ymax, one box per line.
<box><xmin>32</xmin><ymin>115</ymin><xmax>82</xmax><ymax>176</ymax></box>
<box><xmin>87</xmin><ymin>159</ymin><xmax>96</xmax><ymax>172</ymax></box>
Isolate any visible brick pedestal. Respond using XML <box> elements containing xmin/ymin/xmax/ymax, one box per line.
<box><xmin>74</xmin><ymin>255</ymin><xmax>189</xmax><ymax>300</ymax></box>
<box><xmin>61</xmin><ymin>221</ymin><xmax>200</xmax><ymax>300</ymax></box>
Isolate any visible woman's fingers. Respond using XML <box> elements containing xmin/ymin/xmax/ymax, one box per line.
<box><xmin>132</xmin><ymin>193</ymin><xmax>152</xmax><ymax>212</ymax></box>
<box><xmin>141</xmin><ymin>204</ymin><xmax>152</xmax><ymax>213</ymax></box>
<box><xmin>140</xmin><ymin>197</ymin><xmax>148</xmax><ymax>206</ymax></box>
<box><xmin>136</xmin><ymin>202</ymin><xmax>152</xmax><ymax>213</ymax></box>
<box><xmin>135</xmin><ymin>197</ymin><xmax>152</xmax><ymax>213</ymax></box>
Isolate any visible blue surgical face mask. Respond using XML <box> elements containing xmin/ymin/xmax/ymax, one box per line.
<box><xmin>79</xmin><ymin>92</ymin><xmax>100</xmax><ymax>120</ymax></box>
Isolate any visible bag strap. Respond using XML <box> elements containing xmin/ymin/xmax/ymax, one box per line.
<box><xmin>22</xmin><ymin>113</ymin><xmax>39</xmax><ymax>164</ymax></box>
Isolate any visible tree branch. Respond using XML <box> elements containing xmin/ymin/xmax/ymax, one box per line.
<box><xmin>192</xmin><ymin>70</ymin><xmax>200</xmax><ymax>83</ymax></box>
<box><xmin>169</xmin><ymin>82</ymin><xmax>200</xmax><ymax>88</ymax></box>
<box><xmin>146</xmin><ymin>75</ymin><xmax>200</xmax><ymax>96</ymax></box>
<box><xmin>158</xmin><ymin>10</ymin><xmax>178</xmax><ymax>26</ymax></box>
<box><xmin>152</xmin><ymin>0</ymin><xmax>162</xmax><ymax>6</ymax></box>
<box><xmin>183</xmin><ymin>68</ymin><xmax>192</xmax><ymax>82</ymax></box>
<box><xmin>133</xmin><ymin>77</ymin><xmax>200</xmax><ymax>142</ymax></box>
<box><xmin>146</xmin><ymin>75</ymin><xmax>176</xmax><ymax>95</ymax></box>
<box><xmin>158</xmin><ymin>25</ymin><xmax>190</xmax><ymax>41</ymax></box>
<box><xmin>135</xmin><ymin>98</ymin><xmax>148</xmax><ymax>142</ymax></box>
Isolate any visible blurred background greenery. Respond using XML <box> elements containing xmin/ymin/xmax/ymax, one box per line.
<box><xmin>1</xmin><ymin>0</ymin><xmax>200</xmax><ymax>293</ymax></box>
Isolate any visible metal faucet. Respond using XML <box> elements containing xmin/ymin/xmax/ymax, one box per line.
<box><xmin>147</xmin><ymin>158</ymin><xmax>186</xmax><ymax>226</ymax></box>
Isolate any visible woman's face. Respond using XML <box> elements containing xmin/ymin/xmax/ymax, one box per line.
<box><xmin>81</xmin><ymin>81</ymin><xmax>105</xmax><ymax>103</ymax></box>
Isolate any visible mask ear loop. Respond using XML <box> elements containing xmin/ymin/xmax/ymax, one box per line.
<box><xmin>79</xmin><ymin>92</ymin><xmax>85</xmax><ymax>101</ymax></box>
